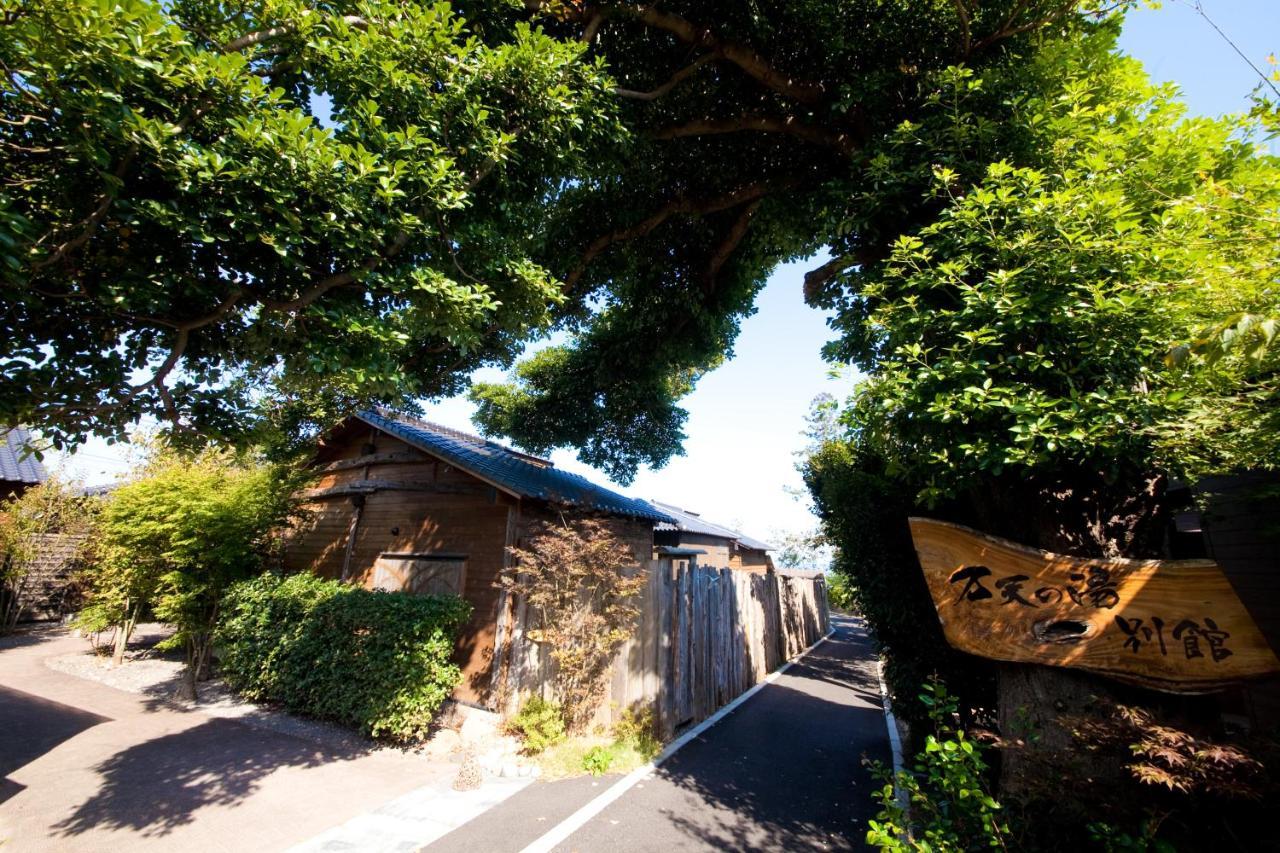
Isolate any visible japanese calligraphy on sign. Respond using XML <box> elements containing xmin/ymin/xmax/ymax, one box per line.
<box><xmin>909</xmin><ymin>517</ymin><xmax>1280</xmax><ymax>693</ymax></box>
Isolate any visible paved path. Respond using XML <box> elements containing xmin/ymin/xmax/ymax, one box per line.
<box><xmin>429</xmin><ymin>615</ymin><xmax>890</xmax><ymax>852</ymax></box>
<box><xmin>0</xmin><ymin>627</ymin><xmax>455</xmax><ymax>852</ymax></box>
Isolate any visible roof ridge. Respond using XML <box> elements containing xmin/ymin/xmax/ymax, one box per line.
<box><xmin>371</xmin><ymin>407</ymin><xmax>553</xmax><ymax>467</ymax></box>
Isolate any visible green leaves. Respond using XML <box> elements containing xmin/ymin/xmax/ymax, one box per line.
<box><xmin>217</xmin><ymin>572</ymin><xmax>471</xmax><ymax>741</ymax></box>
<box><xmin>3</xmin><ymin>0</ymin><xmax>619</xmax><ymax>450</ymax></box>
<box><xmin>829</xmin><ymin>48</ymin><xmax>1280</xmax><ymax>504</ymax></box>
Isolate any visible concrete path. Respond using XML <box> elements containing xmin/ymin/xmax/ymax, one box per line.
<box><xmin>0</xmin><ymin>627</ymin><xmax>456</xmax><ymax>852</ymax></box>
<box><xmin>428</xmin><ymin>615</ymin><xmax>890</xmax><ymax>852</ymax></box>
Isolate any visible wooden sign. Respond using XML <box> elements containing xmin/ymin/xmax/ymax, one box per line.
<box><xmin>909</xmin><ymin>517</ymin><xmax>1280</xmax><ymax>693</ymax></box>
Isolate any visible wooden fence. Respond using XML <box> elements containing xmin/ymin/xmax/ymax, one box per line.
<box><xmin>502</xmin><ymin>561</ymin><xmax>830</xmax><ymax>737</ymax></box>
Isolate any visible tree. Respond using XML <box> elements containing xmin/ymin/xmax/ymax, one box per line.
<box><xmin>2</xmin><ymin>0</ymin><xmax>619</xmax><ymax>450</ymax></box>
<box><xmin>470</xmin><ymin>1</ymin><xmax>1137</xmax><ymax>481</ymax></box>
<box><xmin>502</xmin><ymin>517</ymin><xmax>646</xmax><ymax>731</ymax></box>
<box><xmin>4</xmin><ymin>0</ymin><xmax>1135</xmax><ymax>473</ymax></box>
<box><xmin>821</xmin><ymin>52</ymin><xmax>1279</xmax><ymax>552</ymax></box>
<box><xmin>81</xmin><ymin>444</ymin><xmax>297</xmax><ymax>696</ymax></box>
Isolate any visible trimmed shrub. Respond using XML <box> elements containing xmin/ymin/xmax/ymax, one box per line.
<box><xmin>217</xmin><ymin>573</ymin><xmax>471</xmax><ymax>741</ymax></box>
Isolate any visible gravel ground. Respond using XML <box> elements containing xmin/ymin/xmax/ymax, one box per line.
<box><xmin>42</xmin><ymin>623</ymin><xmax>437</xmax><ymax>758</ymax></box>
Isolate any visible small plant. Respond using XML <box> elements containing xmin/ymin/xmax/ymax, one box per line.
<box><xmin>612</xmin><ymin>707</ymin><xmax>661</xmax><ymax>761</ymax></box>
<box><xmin>508</xmin><ymin>696</ymin><xmax>568</xmax><ymax>755</ymax></box>
<box><xmin>582</xmin><ymin>744</ymin><xmax>615</xmax><ymax>776</ymax></box>
<box><xmin>865</xmin><ymin>679</ymin><xmax>1008</xmax><ymax>851</ymax></box>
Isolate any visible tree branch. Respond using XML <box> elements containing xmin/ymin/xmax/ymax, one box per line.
<box><xmin>613</xmin><ymin>54</ymin><xmax>715</xmax><ymax>101</ymax></box>
<box><xmin>802</xmin><ymin>254</ymin><xmax>856</xmax><ymax>304</ymax></box>
<box><xmin>221</xmin><ymin>15</ymin><xmax>369</xmax><ymax>53</ymax></box>
<box><xmin>565</xmin><ymin>179</ymin><xmax>800</xmax><ymax>292</ymax></box>
<box><xmin>650</xmin><ymin>114</ymin><xmax>859</xmax><ymax>155</ymax></box>
<box><xmin>598</xmin><ymin>4</ymin><xmax>825</xmax><ymax>104</ymax></box>
<box><xmin>705</xmin><ymin>199</ymin><xmax>762</xmax><ymax>290</ymax></box>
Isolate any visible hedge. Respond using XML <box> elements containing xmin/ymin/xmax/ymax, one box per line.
<box><xmin>216</xmin><ymin>573</ymin><xmax>472</xmax><ymax>741</ymax></box>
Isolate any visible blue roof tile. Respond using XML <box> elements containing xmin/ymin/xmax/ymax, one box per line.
<box><xmin>650</xmin><ymin>500</ymin><xmax>775</xmax><ymax>551</ymax></box>
<box><xmin>0</xmin><ymin>427</ymin><xmax>47</xmax><ymax>486</ymax></box>
<box><xmin>357</xmin><ymin>410</ymin><xmax>673</xmax><ymax>523</ymax></box>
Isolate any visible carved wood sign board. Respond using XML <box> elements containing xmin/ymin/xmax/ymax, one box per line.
<box><xmin>909</xmin><ymin>517</ymin><xmax>1280</xmax><ymax>693</ymax></box>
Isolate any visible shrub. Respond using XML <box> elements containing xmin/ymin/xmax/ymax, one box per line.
<box><xmin>582</xmin><ymin>744</ymin><xmax>615</xmax><ymax>776</ymax></box>
<box><xmin>217</xmin><ymin>573</ymin><xmax>471</xmax><ymax>741</ymax></box>
<box><xmin>80</xmin><ymin>444</ymin><xmax>297</xmax><ymax>694</ymax></box>
<box><xmin>866</xmin><ymin>680</ymin><xmax>1008</xmax><ymax>851</ymax></box>
<box><xmin>507</xmin><ymin>696</ymin><xmax>568</xmax><ymax>755</ymax></box>
<box><xmin>612</xmin><ymin>707</ymin><xmax>661</xmax><ymax>762</ymax></box>
<box><xmin>0</xmin><ymin>477</ymin><xmax>97</xmax><ymax>632</ymax></box>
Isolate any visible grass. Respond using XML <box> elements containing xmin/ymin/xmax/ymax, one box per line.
<box><xmin>534</xmin><ymin>733</ymin><xmax>660</xmax><ymax>779</ymax></box>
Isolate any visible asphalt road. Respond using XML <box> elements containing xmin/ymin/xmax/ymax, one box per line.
<box><xmin>428</xmin><ymin>614</ymin><xmax>890</xmax><ymax>852</ymax></box>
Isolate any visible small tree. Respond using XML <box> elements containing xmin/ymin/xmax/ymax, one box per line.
<box><xmin>82</xmin><ymin>445</ymin><xmax>297</xmax><ymax>697</ymax></box>
<box><xmin>0</xmin><ymin>477</ymin><xmax>97</xmax><ymax>632</ymax></box>
<box><xmin>502</xmin><ymin>518</ymin><xmax>645</xmax><ymax>732</ymax></box>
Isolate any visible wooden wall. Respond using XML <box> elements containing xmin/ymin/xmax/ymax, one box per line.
<box><xmin>284</xmin><ymin>424</ymin><xmax>515</xmax><ymax>706</ymax></box>
<box><xmin>501</xmin><ymin>560</ymin><xmax>830</xmax><ymax>737</ymax></box>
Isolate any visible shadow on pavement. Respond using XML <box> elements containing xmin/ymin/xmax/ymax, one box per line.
<box><xmin>645</xmin><ymin>625</ymin><xmax>888</xmax><ymax>851</ymax></box>
<box><xmin>51</xmin><ymin>717</ymin><xmax>372</xmax><ymax>839</ymax></box>
<box><xmin>0</xmin><ymin>686</ymin><xmax>111</xmax><ymax>805</ymax></box>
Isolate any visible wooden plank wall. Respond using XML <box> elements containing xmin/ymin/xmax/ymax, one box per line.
<box><xmin>503</xmin><ymin>561</ymin><xmax>830</xmax><ymax>737</ymax></box>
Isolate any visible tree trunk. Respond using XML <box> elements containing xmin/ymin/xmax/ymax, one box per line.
<box><xmin>112</xmin><ymin>606</ymin><xmax>139</xmax><ymax>666</ymax></box>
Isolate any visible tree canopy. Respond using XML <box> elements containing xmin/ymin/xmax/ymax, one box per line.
<box><xmin>2</xmin><ymin>0</ymin><xmax>618</xmax><ymax>450</ymax></box>
<box><xmin>3</xmin><ymin>0</ymin><xmax>1138</xmax><ymax>475</ymax></box>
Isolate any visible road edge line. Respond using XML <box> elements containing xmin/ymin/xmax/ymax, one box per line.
<box><xmin>517</xmin><ymin>627</ymin><xmax>838</xmax><ymax>853</ymax></box>
<box><xmin>875</xmin><ymin>651</ymin><xmax>908</xmax><ymax>815</ymax></box>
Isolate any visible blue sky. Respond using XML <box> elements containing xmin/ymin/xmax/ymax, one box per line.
<box><xmin>50</xmin><ymin>0</ymin><xmax>1279</xmax><ymax>544</ymax></box>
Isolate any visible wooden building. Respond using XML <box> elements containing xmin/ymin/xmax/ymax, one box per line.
<box><xmin>0</xmin><ymin>427</ymin><xmax>46</xmax><ymax>500</ymax></box>
<box><xmin>284</xmin><ymin>409</ymin><xmax>673</xmax><ymax>709</ymax></box>
<box><xmin>649</xmin><ymin>500</ymin><xmax>775</xmax><ymax>572</ymax></box>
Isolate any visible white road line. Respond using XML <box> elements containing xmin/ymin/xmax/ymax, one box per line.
<box><xmin>875</xmin><ymin>652</ymin><xmax>908</xmax><ymax>813</ymax></box>
<box><xmin>518</xmin><ymin>627</ymin><xmax>838</xmax><ymax>853</ymax></box>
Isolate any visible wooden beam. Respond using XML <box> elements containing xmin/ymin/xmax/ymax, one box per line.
<box><xmin>317</xmin><ymin>451</ymin><xmax>423</xmax><ymax>473</ymax></box>
<box><xmin>301</xmin><ymin>480</ymin><xmax>491</xmax><ymax>500</ymax></box>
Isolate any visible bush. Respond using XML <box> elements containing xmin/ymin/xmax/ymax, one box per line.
<box><xmin>217</xmin><ymin>573</ymin><xmax>471</xmax><ymax>741</ymax></box>
<box><xmin>507</xmin><ymin>696</ymin><xmax>568</xmax><ymax>755</ymax></box>
<box><xmin>612</xmin><ymin>707</ymin><xmax>661</xmax><ymax>761</ymax></box>
<box><xmin>866</xmin><ymin>681</ymin><xmax>1008</xmax><ymax>851</ymax></box>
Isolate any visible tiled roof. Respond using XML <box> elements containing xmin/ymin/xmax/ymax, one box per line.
<box><xmin>357</xmin><ymin>410</ymin><xmax>673</xmax><ymax>523</ymax></box>
<box><xmin>649</xmin><ymin>500</ymin><xmax>775</xmax><ymax>551</ymax></box>
<box><xmin>0</xmin><ymin>427</ymin><xmax>47</xmax><ymax>486</ymax></box>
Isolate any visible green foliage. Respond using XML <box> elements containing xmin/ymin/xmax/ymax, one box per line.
<box><xmin>217</xmin><ymin>573</ymin><xmax>471</xmax><ymax>741</ymax></box>
<box><xmin>2</xmin><ymin>0</ymin><xmax>619</xmax><ymax>451</ymax></box>
<box><xmin>507</xmin><ymin>696</ymin><xmax>568</xmax><ymax>755</ymax></box>
<box><xmin>866</xmin><ymin>681</ymin><xmax>1008</xmax><ymax>852</ymax></box>
<box><xmin>825</xmin><ymin>571</ymin><xmax>857</xmax><ymax>612</ymax></box>
<box><xmin>582</xmin><ymin>744</ymin><xmax>615</xmax><ymax>776</ymax></box>
<box><xmin>469</xmin><ymin>3</ymin><xmax>1134</xmax><ymax>480</ymax></box>
<box><xmin>825</xmin><ymin>53</ymin><xmax>1280</xmax><ymax>506</ymax></box>
<box><xmin>804</xmin><ymin>441</ymin><xmax>987</xmax><ymax>722</ymax></box>
<box><xmin>502</xmin><ymin>518</ymin><xmax>646</xmax><ymax>731</ymax></box>
<box><xmin>0</xmin><ymin>477</ymin><xmax>98</xmax><ymax>632</ymax></box>
<box><xmin>80</xmin><ymin>444</ymin><xmax>296</xmax><ymax>688</ymax></box>
<box><xmin>612</xmin><ymin>707</ymin><xmax>662</xmax><ymax>762</ymax></box>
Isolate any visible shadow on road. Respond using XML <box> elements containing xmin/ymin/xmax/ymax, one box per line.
<box><xmin>0</xmin><ymin>686</ymin><xmax>111</xmax><ymax>805</ymax></box>
<box><xmin>646</xmin><ymin>624</ymin><xmax>888</xmax><ymax>851</ymax></box>
<box><xmin>50</xmin><ymin>717</ymin><xmax>373</xmax><ymax>839</ymax></box>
